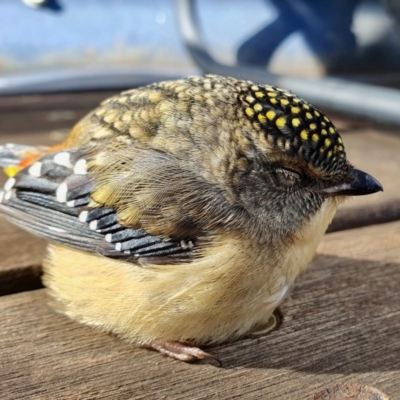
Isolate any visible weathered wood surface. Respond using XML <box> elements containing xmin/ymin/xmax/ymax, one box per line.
<box><xmin>1</xmin><ymin>221</ymin><xmax>399</xmax><ymax>399</ymax></box>
<box><xmin>329</xmin><ymin>129</ymin><xmax>400</xmax><ymax>231</ymax></box>
<box><xmin>0</xmin><ymin>91</ymin><xmax>117</xmax><ymax>135</ymax></box>
<box><xmin>0</xmin><ymin>220</ymin><xmax>45</xmax><ymax>295</ymax></box>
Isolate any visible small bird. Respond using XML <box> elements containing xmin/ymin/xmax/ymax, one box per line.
<box><xmin>0</xmin><ymin>75</ymin><xmax>382</xmax><ymax>364</ymax></box>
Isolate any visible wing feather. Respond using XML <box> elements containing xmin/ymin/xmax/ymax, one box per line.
<box><xmin>0</xmin><ymin>148</ymin><xmax>198</xmax><ymax>263</ymax></box>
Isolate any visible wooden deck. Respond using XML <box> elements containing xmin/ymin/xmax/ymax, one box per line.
<box><xmin>0</xmin><ymin>92</ymin><xmax>399</xmax><ymax>399</ymax></box>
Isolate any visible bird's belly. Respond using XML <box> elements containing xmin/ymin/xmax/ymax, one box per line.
<box><xmin>43</xmin><ymin>199</ymin><xmax>337</xmax><ymax>346</ymax></box>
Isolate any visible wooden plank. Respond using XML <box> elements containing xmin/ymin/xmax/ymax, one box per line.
<box><xmin>0</xmin><ymin>219</ymin><xmax>46</xmax><ymax>295</ymax></box>
<box><xmin>0</xmin><ymin>91</ymin><xmax>117</xmax><ymax>135</ymax></box>
<box><xmin>0</xmin><ymin>221</ymin><xmax>399</xmax><ymax>399</ymax></box>
<box><xmin>329</xmin><ymin>129</ymin><xmax>400</xmax><ymax>231</ymax></box>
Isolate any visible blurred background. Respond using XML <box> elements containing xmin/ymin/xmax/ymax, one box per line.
<box><xmin>1</xmin><ymin>0</ymin><xmax>400</xmax><ymax>136</ymax></box>
<box><xmin>1</xmin><ymin>0</ymin><xmax>400</xmax><ymax>88</ymax></box>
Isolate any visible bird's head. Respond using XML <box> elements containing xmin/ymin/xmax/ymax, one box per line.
<box><xmin>217</xmin><ymin>79</ymin><xmax>383</xmax><ymax>238</ymax></box>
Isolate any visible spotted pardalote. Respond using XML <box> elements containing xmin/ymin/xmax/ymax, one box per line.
<box><xmin>0</xmin><ymin>75</ymin><xmax>382</xmax><ymax>364</ymax></box>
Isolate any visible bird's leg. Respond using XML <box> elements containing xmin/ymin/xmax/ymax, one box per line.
<box><xmin>144</xmin><ymin>339</ymin><xmax>222</xmax><ymax>366</ymax></box>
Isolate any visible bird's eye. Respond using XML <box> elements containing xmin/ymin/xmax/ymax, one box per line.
<box><xmin>274</xmin><ymin>167</ymin><xmax>301</xmax><ymax>187</ymax></box>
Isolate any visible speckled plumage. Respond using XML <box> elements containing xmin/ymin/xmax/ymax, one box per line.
<box><xmin>0</xmin><ymin>75</ymin><xmax>382</xmax><ymax>364</ymax></box>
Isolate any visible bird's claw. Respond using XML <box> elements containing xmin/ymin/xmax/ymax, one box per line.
<box><xmin>145</xmin><ymin>339</ymin><xmax>222</xmax><ymax>367</ymax></box>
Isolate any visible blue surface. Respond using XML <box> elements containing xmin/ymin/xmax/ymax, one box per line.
<box><xmin>0</xmin><ymin>0</ymin><xmax>275</xmax><ymax>73</ymax></box>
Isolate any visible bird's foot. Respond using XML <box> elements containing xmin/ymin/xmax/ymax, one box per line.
<box><xmin>144</xmin><ymin>339</ymin><xmax>222</xmax><ymax>366</ymax></box>
<box><xmin>247</xmin><ymin>309</ymin><xmax>282</xmax><ymax>338</ymax></box>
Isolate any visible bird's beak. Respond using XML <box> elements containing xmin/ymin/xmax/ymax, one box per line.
<box><xmin>321</xmin><ymin>168</ymin><xmax>383</xmax><ymax>196</ymax></box>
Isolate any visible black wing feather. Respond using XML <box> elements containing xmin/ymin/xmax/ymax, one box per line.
<box><xmin>0</xmin><ymin>149</ymin><xmax>196</xmax><ymax>262</ymax></box>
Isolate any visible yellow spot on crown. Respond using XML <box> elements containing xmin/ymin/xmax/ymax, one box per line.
<box><xmin>337</xmin><ymin>145</ymin><xmax>344</xmax><ymax>151</ymax></box>
<box><xmin>292</xmin><ymin>118</ymin><xmax>301</xmax><ymax>127</ymax></box>
<box><xmin>270</xmin><ymin>98</ymin><xmax>278</xmax><ymax>104</ymax></box>
<box><xmin>321</xmin><ymin>121</ymin><xmax>326</xmax><ymax>127</ymax></box>
<box><xmin>314</xmin><ymin>110</ymin><xmax>320</xmax><ymax>117</ymax></box>
<box><xmin>276</xmin><ymin>117</ymin><xmax>286</xmax><ymax>128</ymax></box>
<box><xmin>303</xmin><ymin>104</ymin><xmax>310</xmax><ymax>110</ymax></box>
<box><xmin>253</xmin><ymin>103</ymin><xmax>263</xmax><ymax>111</ymax></box>
<box><xmin>255</xmin><ymin>91</ymin><xmax>264</xmax><ymax>98</ymax></box>
<box><xmin>267</xmin><ymin>92</ymin><xmax>277</xmax><ymax>97</ymax></box>
<box><xmin>325</xmin><ymin>138</ymin><xmax>331</xmax><ymax>147</ymax></box>
<box><xmin>251</xmin><ymin>85</ymin><xmax>259</xmax><ymax>91</ymax></box>
<box><xmin>321</xmin><ymin>129</ymin><xmax>327</xmax><ymax>135</ymax></box>
<box><xmin>245</xmin><ymin>108</ymin><xmax>254</xmax><ymax>117</ymax></box>
<box><xmin>292</xmin><ymin>98</ymin><xmax>300</xmax><ymax>103</ymax></box>
<box><xmin>324</xmin><ymin>116</ymin><xmax>330</xmax><ymax>122</ymax></box>
<box><xmin>266</xmin><ymin>111</ymin><xmax>276</xmax><ymax>120</ymax></box>
<box><xmin>280</xmin><ymin>99</ymin><xmax>289</xmax><ymax>106</ymax></box>
<box><xmin>312</xmin><ymin>134</ymin><xmax>319</xmax><ymax>142</ymax></box>
<box><xmin>246</xmin><ymin>96</ymin><xmax>255</xmax><ymax>104</ymax></box>
<box><xmin>306</xmin><ymin>112</ymin><xmax>313</xmax><ymax>119</ymax></box>
<box><xmin>300</xmin><ymin>130</ymin><xmax>308</xmax><ymax>141</ymax></box>
<box><xmin>327</xmin><ymin>150</ymin><xmax>333</xmax><ymax>158</ymax></box>
<box><xmin>291</xmin><ymin>107</ymin><xmax>300</xmax><ymax>114</ymax></box>
<box><xmin>338</xmin><ymin>137</ymin><xmax>343</xmax><ymax>143</ymax></box>
<box><xmin>258</xmin><ymin>114</ymin><xmax>266</xmax><ymax>123</ymax></box>
<box><xmin>329</xmin><ymin>127</ymin><xmax>335</xmax><ymax>134</ymax></box>
<box><xmin>309</xmin><ymin>123</ymin><xmax>317</xmax><ymax>130</ymax></box>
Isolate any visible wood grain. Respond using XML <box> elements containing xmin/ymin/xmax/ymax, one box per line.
<box><xmin>329</xmin><ymin>129</ymin><xmax>400</xmax><ymax>231</ymax></box>
<box><xmin>0</xmin><ymin>91</ymin><xmax>117</xmax><ymax>135</ymax></box>
<box><xmin>1</xmin><ymin>221</ymin><xmax>399</xmax><ymax>399</ymax></box>
<box><xmin>0</xmin><ymin>219</ymin><xmax>46</xmax><ymax>295</ymax></box>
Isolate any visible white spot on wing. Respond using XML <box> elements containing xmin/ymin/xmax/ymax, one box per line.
<box><xmin>74</xmin><ymin>159</ymin><xmax>87</xmax><ymax>175</ymax></box>
<box><xmin>4</xmin><ymin>178</ymin><xmax>16</xmax><ymax>191</ymax></box>
<box><xmin>56</xmin><ymin>182</ymin><xmax>68</xmax><ymax>202</ymax></box>
<box><xmin>105</xmin><ymin>233</ymin><xmax>112</xmax><ymax>243</ymax></box>
<box><xmin>67</xmin><ymin>200</ymin><xmax>75</xmax><ymax>207</ymax></box>
<box><xmin>180</xmin><ymin>240</ymin><xmax>194</xmax><ymax>250</ymax></box>
<box><xmin>89</xmin><ymin>220</ymin><xmax>97</xmax><ymax>230</ymax></box>
<box><xmin>4</xmin><ymin>191</ymin><xmax>13</xmax><ymax>200</ymax></box>
<box><xmin>79</xmin><ymin>210</ymin><xmax>88</xmax><ymax>222</ymax></box>
<box><xmin>115</xmin><ymin>242</ymin><xmax>122</xmax><ymax>251</ymax></box>
<box><xmin>48</xmin><ymin>226</ymin><xmax>66</xmax><ymax>233</ymax></box>
<box><xmin>53</xmin><ymin>152</ymin><xmax>72</xmax><ymax>168</ymax></box>
<box><xmin>28</xmin><ymin>162</ymin><xmax>42</xmax><ymax>177</ymax></box>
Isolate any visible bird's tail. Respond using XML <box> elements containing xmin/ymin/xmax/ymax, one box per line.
<box><xmin>0</xmin><ymin>143</ymin><xmax>63</xmax><ymax>177</ymax></box>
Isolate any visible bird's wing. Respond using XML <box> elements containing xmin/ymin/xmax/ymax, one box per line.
<box><xmin>0</xmin><ymin>147</ymin><xmax>210</xmax><ymax>264</ymax></box>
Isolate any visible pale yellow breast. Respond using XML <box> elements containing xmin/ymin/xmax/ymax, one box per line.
<box><xmin>43</xmin><ymin>198</ymin><xmax>340</xmax><ymax>346</ymax></box>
